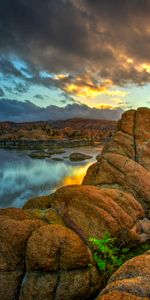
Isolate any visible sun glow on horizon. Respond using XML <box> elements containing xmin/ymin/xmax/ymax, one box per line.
<box><xmin>94</xmin><ymin>104</ymin><xmax>113</xmax><ymax>109</ymax></box>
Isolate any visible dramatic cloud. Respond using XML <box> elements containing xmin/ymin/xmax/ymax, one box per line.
<box><xmin>0</xmin><ymin>56</ymin><xmax>24</xmax><ymax>78</ymax></box>
<box><xmin>0</xmin><ymin>0</ymin><xmax>150</xmax><ymax>106</ymax></box>
<box><xmin>55</xmin><ymin>75</ymin><xmax>128</xmax><ymax>98</ymax></box>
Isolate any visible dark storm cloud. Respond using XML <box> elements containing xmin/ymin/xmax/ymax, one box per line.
<box><xmin>0</xmin><ymin>56</ymin><xmax>24</xmax><ymax>78</ymax></box>
<box><xmin>0</xmin><ymin>0</ymin><xmax>150</xmax><ymax>89</ymax></box>
<box><xmin>85</xmin><ymin>0</ymin><xmax>150</xmax><ymax>62</ymax></box>
<box><xmin>0</xmin><ymin>0</ymin><xmax>89</xmax><ymax>72</ymax></box>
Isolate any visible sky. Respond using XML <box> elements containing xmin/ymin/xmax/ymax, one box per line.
<box><xmin>0</xmin><ymin>0</ymin><xmax>150</xmax><ymax>112</ymax></box>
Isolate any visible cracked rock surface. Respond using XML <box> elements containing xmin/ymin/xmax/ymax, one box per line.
<box><xmin>83</xmin><ymin>108</ymin><xmax>150</xmax><ymax>217</ymax></box>
<box><xmin>0</xmin><ymin>208</ymin><xmax>101</xmax><ymax>300</ymax></box>
<box><xmin>96</xmin><ymin>251</ymin><xmax>150</xmax><ymax>300</ymax></box>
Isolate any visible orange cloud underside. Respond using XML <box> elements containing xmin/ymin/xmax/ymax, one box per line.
<box><xmin>65</xmin><ymin>83</ymin><xmax>108</xmax><ymax>98</ymax></box>
<box><xmin>56</xmin><ymin>74</ymin><xmax>127</xmax><ymax>99</ymax></box>
<box><xmin>95</xmin><ymin>104</ymin><xmax>113</xmax><ymax>109</ymax></box>
<box><xmin>64</xmin><ymin>82</ymin><xmax>128</xmax><ymax>100</ymax></box>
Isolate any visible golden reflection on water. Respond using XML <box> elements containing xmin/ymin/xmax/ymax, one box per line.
<box><xmin>59</xmin><ymin>161</ymin><xmax>92</xmax><ymax>187</ymax></box>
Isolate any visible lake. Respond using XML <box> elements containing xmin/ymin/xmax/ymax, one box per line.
<box><xmin>0</xmin><ymin>146</ymin><xmax>102</xmax><ymax>208</ymax></box>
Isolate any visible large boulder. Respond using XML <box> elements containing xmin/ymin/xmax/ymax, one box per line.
<box><xmin>0</xmin><ymin>208</ymin><xmax>46</xmax><ymax>300</ymax></box>
<box><xmin>0</xmin><ymin>208</ymin><xmax>101</xmax><ymax>300</ymax></box>
<box><xmin>20</xmin><ymin>224</ymin><xmax>101</xmax><ymax>300</ymax></box>
<box><xmin>83</xmin><ymin>108</ymin><xmax>150</xmax><ymax>216</ymax></box>
<box><xmin>49</xmin><ymin>185</ymin><xmax>148</xmax><ymax>244</ymax></box>
<box><xmin>96</xmin><ymin>251</ymin><xmax>150</xmax><ymax>300</ymax></box>
<box><xmin>1</xmin><ymin>188</ymin><xmax>148</xmax><ymax>300</ymax></box>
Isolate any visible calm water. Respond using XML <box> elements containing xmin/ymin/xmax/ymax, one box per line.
<box><xmin>0</xmin><ymin>146</ymin><xmax>102</xmax><ymax>208</ymax></box>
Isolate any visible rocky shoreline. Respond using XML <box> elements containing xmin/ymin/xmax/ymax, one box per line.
<box><xmin>0</xmin><ymin>118</ymin><xmax>116</xmax><ymax>150</ymax></box>
<box><xmin>0</xmin><ymin>107</ymin><xmax>150</xmax><ymax>300</ymax></box>
<box><xmin>0</xmin><ymin>138</ymin><xmax>98</xmax><ymax>150</ymax></box>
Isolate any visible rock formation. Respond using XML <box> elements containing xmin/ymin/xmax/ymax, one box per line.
<box><xmin>83</xmin><ymin>108</ymin><xmax>150</xmax><ymax>217</ymax></box>
<box><xmin>47</xmin><ymin>185</ymin><xmax>148</xmax><ymax>244</ymax></box>
<box><xmin>0</xmin><ymin>108</ymin><xmax>150</xmax><ymax>299</ymax></box>
<box><xmin>0</xmin><ymin>208</ymin><xmax>101</xmax><ymax>300</ymax></box>
<box><xmin>69</xmin><ymin>152</ymin><xmax>93</xmax><ymax>161</ymax></box>
<box><xmin>97</xmin><ymin>250</ymin><xmax>150</xmax><ymax>300</ymax></box>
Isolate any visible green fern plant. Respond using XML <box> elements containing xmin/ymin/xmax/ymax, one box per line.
<box><xmin>89</xmin><ymin>232</ymin><xmax>128</xmax><ymax>277</ymax></box>
<box><xmin>89</xmin><ymin>232</ymin><xmax>150</xmax><ymax>280</ymax></box>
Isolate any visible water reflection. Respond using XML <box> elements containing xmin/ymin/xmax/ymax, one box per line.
<box><xmin>0</xmin><ymin>147</ymin><xmax>102</xmax><ymax>208</ymax></box>
<box><xmin>61</xmin><ymin>163</ymin><xmax>92</xmax><ymax>186</ymax></box>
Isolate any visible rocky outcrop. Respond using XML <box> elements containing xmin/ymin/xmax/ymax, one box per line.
<box><xmin>20</xmin><ymin>224</ymin><xmax>101</xmax><ymax>300</ymax></box>
<box><xmin>0</xmin><ymin>208</ymin><xmax>101</xmax><ymax>300</ymax></box>
<box><xmin>0</xmin><ymin>208</ymin><xmax>46</xmax><ymax>300</ymax></box>
<box><xmin>96</xmin><ymin>251</ymin><xmax>150</xmax><ymax>300</ymax></box>
<box><xmin>0</xmin><ymin>108</ymin><xmax>150</xmax><ymax>300</ymax></box>
<box><xmin>1</xmin><ymin>186</ymin><xmax>149</xmax><ymax>299</ymax></box>
<box><xmin>23</xmin><ymin>195</ymin><xmax>52</xmax><ymax>210</ymax></box>
<box><xmin>48</xmin><ymin>185</ymin><xmax>149</xmax><ymax>244</ymax></box>
<box><xmin>83</xmin><ymin>108</ymin><xmax>150</xmax><ymax>216</ymax></box>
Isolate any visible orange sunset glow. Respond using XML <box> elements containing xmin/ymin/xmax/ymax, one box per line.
<box><xmin>59</xmin><ymin>162</ymin><xmax>92</xmax><ymax>187</ymax></box>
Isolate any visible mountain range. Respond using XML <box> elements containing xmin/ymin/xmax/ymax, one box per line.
<box><xmin>0</xmin><ymin>99</ymin><xmax>123</xmax><ymax>122</ymax></box>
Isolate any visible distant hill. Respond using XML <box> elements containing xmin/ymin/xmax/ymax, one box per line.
<box><xmin>52</xmin><ymin>118</ymin><xmax>116</xmax><ymax>130</ymax></box>
<box><xmin>0</xmin><ymin>99</ymin><xmax>123</xmax><ymax>122</ymax></box>
<box><xmin>0</xmin><ymin>118</ymin><xmax>117</xmax><ymax>147</ymax></box>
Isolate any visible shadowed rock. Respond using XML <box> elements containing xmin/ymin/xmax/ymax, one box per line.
<box><xmin>23</xmin><ymin>195</ymin><xmax>52</xmax><ymax>210</ymax></box>
<box><xmin>70</xmin><ymin>152</ymin><xmax>93</xmax><ymax>161</ymax></box>
<box><xmin>0</xmin><ymin>208</ymin><xmax>101</xmax><ymax>300</ymax></box>
<box><xmin>0</xmin><ymin>208</ymin><xmax>46</xmax><ymax>300</ymax></box>
<box><xmin>96</xmin><ymin>251</ymin><xmax>150</xmax><ymax>300</ymax></box>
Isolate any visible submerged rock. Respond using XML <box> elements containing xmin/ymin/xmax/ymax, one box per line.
<box><xmin>51</xmin><ymin>157</ymin><xmax>64</xmax><ymax>161</ymax></box>
<box><xmin>70</xmin><ymin>152</ymin><xmax>93</xmax><ymax>161</ymax></box>
<box><xmin>47</xmin><ymin>149</ymin><xmax>66</xmax><ymax>155</ymax></box>
<box><xmin>29</xmin><ymin>151</ymin><xmax>51</xmax><ymax>159</ymax></box>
